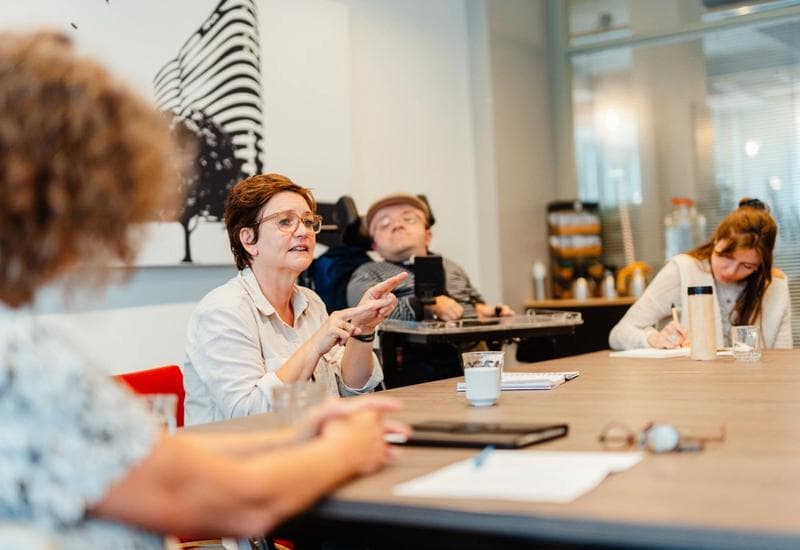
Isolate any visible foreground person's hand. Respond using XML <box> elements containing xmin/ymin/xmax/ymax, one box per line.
<box><xmin>294</xmin><ymin>395</ymin><xmax>411</xmax><ymax>443</ymax></box>
<box><xmin>320</xmin><ymin>410</ymin><xmax>395</xmax><ymax>475</ymax></box>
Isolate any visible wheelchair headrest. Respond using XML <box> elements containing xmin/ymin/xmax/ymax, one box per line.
<box><xmin>317</xmin><ymin>196</ymin><xmax>371</xmax><ymax>249</ymax></box>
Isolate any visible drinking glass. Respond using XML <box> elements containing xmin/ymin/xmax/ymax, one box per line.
<box><xmin>143</xmin><ymin>393</ymin><xmax>178</xmax><ymax>434</ymax></box>
<box><xmin>731</xmin><ymin>325</ymin><xmax>762</xmax><ymax>362</ymax></box>
<box><xmin>461</xmin><ymin>351</ymin><xmax>504</xmax><ymax>407</ymax></box>
<box><xmin>272</xmin><ymin>381</ymin><xmax>327</xmax><ymax>425</ymax></box>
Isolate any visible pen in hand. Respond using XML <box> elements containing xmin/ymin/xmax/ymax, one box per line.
<box><xmin>473</xmin><ymin>445</ymin><xmax>495</xmax><ymax>469</ymax></box>
<box><xmin>668</xmin><ymin>303</ymin><xmax>689</xmax><ymax>347</ymax></box>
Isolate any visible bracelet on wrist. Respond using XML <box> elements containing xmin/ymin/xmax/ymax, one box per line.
<box><xmin>352</xmin><ymin>332</ymin><xmax>376</xmax><ymax>343</ymax></box>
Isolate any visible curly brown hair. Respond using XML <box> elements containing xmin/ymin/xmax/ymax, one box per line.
<box><xmin>0</xmin><ymin>32</ymin><xmax>180</xmax><ymax>307</ymax></box>
<box><xmin>688</xmin><ymin>198</ymin><xmax>777</xmax><ymax>325</ymax></box>
<box><xmin>225</xmin><ymin>173</ymin><xmax>316</xmax><ymax>270</ymax></box>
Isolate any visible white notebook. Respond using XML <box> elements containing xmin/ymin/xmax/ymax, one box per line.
<box><xmin>609</xmin><ymin>348</ymin><xmax>690</xmax><ymax>359</ymax></box>
<box><xmin>609</xmin><ymin>348</ymin><xmax>732</xmax><ymax>359</ymax></box>
<box><xmin>456</xmin><ymin>371</ymin><xmax>580</xmax><ymax>392</ymax></box>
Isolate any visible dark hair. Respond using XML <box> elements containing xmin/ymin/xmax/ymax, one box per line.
<box><xmin>688</xmin><ymin>197</ymin><xmax>777</xmax><ymax>325</ymax></box>
<box><xmin>224</xmin><ymin>174</ymin><xmax>316</xmax><ymax>270</ymax></box>
<box><xmin>0</xmin><ymin>32</ymin><xmax>179</xmax><ymax>307</ymax></box>
<box><xmin>737</xmin><ymin>197</ymin><xmax>768</xmax><ymax>211</ymax></box>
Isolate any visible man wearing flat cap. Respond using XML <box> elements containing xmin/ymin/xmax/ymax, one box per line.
<box><xmin>346</xmin><ymin>193</ymin><xmax>513</xmax><ymax>322</ymax></box>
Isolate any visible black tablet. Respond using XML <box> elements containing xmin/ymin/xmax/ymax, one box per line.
<box><xmin>458</xmin><ymin>318</ymin><xmax>501</xmax><ymax>327</ymax></box>
<box><xmin>400</xmin><ymin>421</ymin><xmax>568</xmax><ymax>449</ymax></box>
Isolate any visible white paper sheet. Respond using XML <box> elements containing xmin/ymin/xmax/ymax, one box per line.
<box><xmin>393</xmin><ymin>451</ymin><xmax>643</xmax><ymax>503</ymax></box>
<box><xmin>609</xmin><ymin>348</ymin><xmax>690</xmax><ymax>359</ymax></box>
<box><xmin>609</xmin><ymin>348</ymin><xmax>732</xmax><ymax>359</ymax></box>
<box><xmin>455</xmin><ymin>371</ymin><xmax>580</xmax><ymax>392</ymax></box>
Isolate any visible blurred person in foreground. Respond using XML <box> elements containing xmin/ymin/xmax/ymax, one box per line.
<box><xmin>183</xmin><ymin>174</ymin><xmax>408</xmax><ymax>424</ymax></box>
<box><xmin>0</xmin><ymin>31</ymin><xmax>409</xmax><ymax>549</ymax></box>
<box><xmin>609</xmin><ymin>198</ymin><xmax>792</xmax><ymax>350</ymax></box>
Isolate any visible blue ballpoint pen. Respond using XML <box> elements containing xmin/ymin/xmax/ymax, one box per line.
<box><xmin>473</xmin><ymin>445</ymin><xmax>495</xmax><ymax>468</ymax></box>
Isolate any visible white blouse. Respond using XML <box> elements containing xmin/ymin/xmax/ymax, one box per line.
<box><xmin>183</xmin><ymin>268</ymin><xmax>383</xmax><ymax>426</ymax></box>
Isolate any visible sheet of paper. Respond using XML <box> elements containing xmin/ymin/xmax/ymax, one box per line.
<box><xmin>393</xmin><ymin>451</ymin><xmax>643</xmax><ymax>503</ymax></box>
<box><xmin>455</xmin><ymin>371</ymin><xmax>580</xmax><ymax>392</ymax></box>
<box><xmin>609</xmin><ymin>348</ymin><xmax>690</xmax><ymax>359</ymax></box>
<box><xmin>609</xmin><ymin>348</ymin><xmax>732</xmax><ymax>359</ymax></box>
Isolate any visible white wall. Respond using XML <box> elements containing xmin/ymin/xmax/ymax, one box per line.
<box><xmin>342</xmin><ymin>0</ymin><xmax>483</xmax><ymax>286</ymax></box>
<box><xmin>487</xmin><ymin>0</ymin><xmax>558</xmax><ymax>309</ymax></box>
<box><xmin>256</xmin><ymin>0</ymin><xmax>485</xmax><ymax>282</ymax></box>
<box><xmin>32</xmin><ymin>266</ymin><xmax>237</xmax><ymax>374</ymax></box>
<box><xmin>15</xmin><ymin>0</ymin><xmax>556</xmax><ymax>372</ymax></box>
<box><xmin>259</xmin><ymin>0</ymin><xmax>354</xmax><ymax>198</ymax></box>
<box><xmin>38</xmin><ymin>303</ymin><xmax>199</xmax><ymax>376</ymax></box>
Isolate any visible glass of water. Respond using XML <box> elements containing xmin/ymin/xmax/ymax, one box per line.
<box><xmin>272</xmin><ymin>382</ymin><xmax>326</xmax><ymax>425</ymax></box>
<box><xmin>461</xmin><ymin>351</ymin><xmax>504</xmax><ymax>407</ymax></box>
<box><xmin>731</xmin><ymin>325</ymin><xmax>762</xmax><ymax>362</ymax></box>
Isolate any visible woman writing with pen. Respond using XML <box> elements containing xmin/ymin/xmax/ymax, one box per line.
<box><xmin>609</xmin><ymin>198</ymin><xmax>792</xmax><ymax>350</ymax></box>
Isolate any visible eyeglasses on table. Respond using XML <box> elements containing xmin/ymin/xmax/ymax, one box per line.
<box><xmin>598</xmin><ymin>421</ymin><xmax>726</xmax><ymax>453</ymax></box>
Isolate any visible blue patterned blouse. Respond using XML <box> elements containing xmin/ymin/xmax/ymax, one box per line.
<box><xmin>0</xmin><ymin>305</ymin><xmax>164</xmax><ymax>549</ymax></box>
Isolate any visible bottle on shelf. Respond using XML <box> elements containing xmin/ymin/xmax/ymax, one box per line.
<box><xmin>532</xmin><ymin>260</ymin><xmax>547</xmax><ymax>301</ymax></box>
<box><xmin>664</xmin><ymin>197</ymin><xmax>707</xmax><ymax>261</ymax></box>
<box><xmin>573</xmin><ymin>266</ymin><xmax>589</xmax><ymax>301</ymax></box>
<box><xmin>631</xmin><ymin>267</ymin><xmax>646</xmax><ymax>298</ymax></box>
<box><xmin>602</xmin><ymin>266</ymin><xmax>617</xmax><ymax>298</ymax></box>
<box><xmin>615</xmin><ymin>261</ymin><xmax>651</xmax><ymax>297</ymax></box>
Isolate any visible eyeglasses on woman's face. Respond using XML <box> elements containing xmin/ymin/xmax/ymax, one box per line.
<box><xmin>256</xmin><ymin>210</ymin><xmax>323</xmax><ymax>234</ymax></box>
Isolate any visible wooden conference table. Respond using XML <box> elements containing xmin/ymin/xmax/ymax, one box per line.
<box><xmin>190</xmin><ymin>350</ymin><xmax>800</xmax><ymax>549</ymax></box>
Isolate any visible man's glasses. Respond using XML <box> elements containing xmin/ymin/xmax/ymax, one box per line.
<box><xmin>373</xmin><ymin>212</ymin><xmax>425</xmax><ymax>233</ymax></box>
<box><xmin>256</xmin><ymin>210</ymin><xmax>323</xmax><ymax>234</ymax></box>
<box><xmin>599</xmin><ymin>422</ymin><xmax>726</xmax><ymax>453</ymax></box>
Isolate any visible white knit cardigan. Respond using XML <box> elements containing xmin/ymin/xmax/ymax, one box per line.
<box><xmin>671</xmin><ymin>254</ymin><xmax>791</xmax><ymax>349</ymax></box>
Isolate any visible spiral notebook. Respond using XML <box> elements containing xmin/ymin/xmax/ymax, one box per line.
<box><xmin>455</xmin><ymin>371</ymin><xmax>580</xmax><ymax>392</ymax></box>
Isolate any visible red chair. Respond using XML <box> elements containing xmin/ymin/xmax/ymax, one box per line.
<box><xmin>113</xmin><ymin>366</ymin><xmax>289</xmax><ymax>550</ymax></box>
<box><xmin>114</xmin><ymin>365</ymin><xmax>185</xmax><ymax>428</ymax></box>
<box><xmin>114</xmin><ymin>365</ymin><xmax>211</xmax><ymax>547</ymax></box>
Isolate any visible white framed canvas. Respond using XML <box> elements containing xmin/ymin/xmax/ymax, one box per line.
<box><xmin>4</xmin><ymin>0</ymin><xmax>264</xmax><ymax>265</ymax></box>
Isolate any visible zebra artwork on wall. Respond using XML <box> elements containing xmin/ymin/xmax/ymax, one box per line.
<box><xmin>153</xmin><ymin>0</ymin><xmax>264</xmax><ymax>264</ymax></box>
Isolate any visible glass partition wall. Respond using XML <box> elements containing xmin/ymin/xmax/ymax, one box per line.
<box><xmin>560</xmin><ymin>0</ymin><xmax>800</xmax><ymax>344</ymax></box>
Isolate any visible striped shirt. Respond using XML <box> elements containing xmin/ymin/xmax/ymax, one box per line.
<box><xmin>347</xmin><ymin>256</ymin><xmax>485</xmax><ymax>320</ymax></box>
